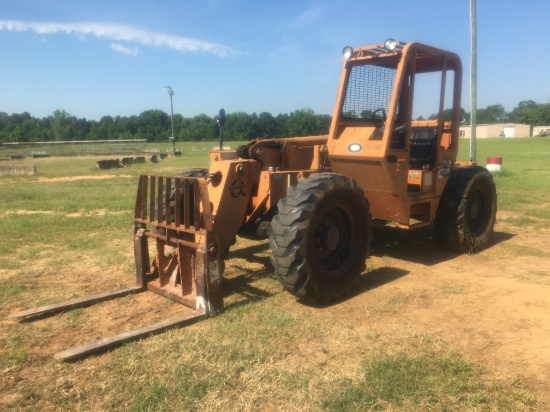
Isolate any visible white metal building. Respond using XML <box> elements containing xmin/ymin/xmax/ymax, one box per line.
<box><xmin>459</xmin><ymin>123</ymin><xmax>531</xmax><ymax>139</ymax></box>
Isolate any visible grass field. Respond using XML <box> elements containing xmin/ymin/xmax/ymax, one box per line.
<box><xmin>1</xmin><ymin>138</ymin><xmax>549</xmax><ymax>411</ymax></box>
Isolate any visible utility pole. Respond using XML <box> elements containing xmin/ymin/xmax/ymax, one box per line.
<box><xmin>163</xmin><ymin>86</ymin><xmax>176</xmax><ymax>155</ymax></box>
<box><xmin>470</xmin><ymin>0</ymin><xmax>477</xmax><ymax>163</ymax></box>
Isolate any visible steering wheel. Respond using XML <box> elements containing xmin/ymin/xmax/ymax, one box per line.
<box><xmin>372</xmin><ymin>108</ymin><xmax>387</xmax><ymax>128</ymax></box>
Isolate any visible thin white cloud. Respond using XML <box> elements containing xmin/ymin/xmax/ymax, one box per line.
<box><xmin>0</xmin><ymin>20</ymin><xmax>236</xmax><ymax>57</ymax></box>
<box><xmin>292</xmin><ymin>6</ymin><xmax>323</xmax><ymax>27</ymax></box>
<box><xmin>111</xmin><ymin>42</ymin><xmax>140</xmax><ymax>56</ymax></box>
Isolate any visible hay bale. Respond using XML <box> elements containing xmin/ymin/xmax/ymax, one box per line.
<box><xmin>118</xmin><ymin>157</ymin><xmax>134</xmax><ymax>167</ymax></box>
<box><xmin>0</xmin><ymin>165</ymin><xmax>36</xmax><ymax>176</ymax></box>
<box><xmin>96</xmin><ymin>159</ymin><xmax>120</xmax><ymax>170</ymax></box>
<box><xmin>31</xmin><ymin>151</ymin><xmax>50</xmax><ymax>158</ymax></box>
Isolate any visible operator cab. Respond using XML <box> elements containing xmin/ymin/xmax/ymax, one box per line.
<box><xmin>327</xmin><ymin>39</ymin><xmax>462</xmax><ymax>227</ymax></box>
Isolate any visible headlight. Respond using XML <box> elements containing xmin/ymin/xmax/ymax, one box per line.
<box><xmin>384</xmin><ymin>38</ymin><xmax>397</xmax><ymax>51</ymax></box>
<box><xmin>342</xmin><ymin>46</ymin><xmax>353</xmax><ymax>59</ymax></box>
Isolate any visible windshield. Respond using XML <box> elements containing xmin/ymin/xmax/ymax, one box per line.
<box><xmin>341</xmin><ymin>64</ymin><xmax>396</xmax><ymax>120</ymax></box>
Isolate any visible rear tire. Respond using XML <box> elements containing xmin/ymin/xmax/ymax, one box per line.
<box><xmin>434</xmin><ymin>166</ymin><xmax>497</xmax><ymax>253</ymax></box>
<box><xmin>269</xmin><ymin>173</ymin><xmax>371</xmax><ymax>303</ymax></box>
<box><xmin>154</xmin><ymin>168</ymin><xmax>209</xmax><ymax>234</ymax></box>
<box><xmin>176</xmin><ymin>168</ymin><xmax>208</xmax><ymax>178</ymax></box>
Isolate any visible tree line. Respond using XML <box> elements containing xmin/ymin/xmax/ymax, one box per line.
<box><xmin>0</xmin><ymin>109</ymin><xmax>331</xmax><ymax>143</ymax></box>
<box><xmin>1</xmin><ymin>100</ymin><xmax>549</xmax><ymax>144</ymax></box>
<box><xmin>425</xmin><ymin>100</ymin><xmax>550</xmax><ymax>128</ymax></box>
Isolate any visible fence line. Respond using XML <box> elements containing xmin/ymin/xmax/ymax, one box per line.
<box><xmin>0</xmin><ymin>140</ymin><xmax>148</xmax><ymax>157</ymax></box>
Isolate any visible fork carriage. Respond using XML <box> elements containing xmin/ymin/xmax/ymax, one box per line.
<box><xmin>133</xmin><ymin>174</ymin><xmax>224</xmax><ymax>315</ymax></box>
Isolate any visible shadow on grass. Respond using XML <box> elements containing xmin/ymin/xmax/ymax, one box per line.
<box><xmin>228</xmin><ymin>242</ymin><xmax>270</xmax><ymax>264</ymax></box>
<box><xmin>216</xmin><ymin>225</ymin><xmax>516</xmax><ymax>311</ymax></box>
<box><xmin>222</xmin><ymin>272</ymin><xmax>275</xmax><ymax>311</ymax></box>
<box><xmin>492</xmin><ymin>231</ymin><xmax>515</xmax><ymax>245</ymax></box>
<box><xmin>222</xmin><ymin>242</ymin><xmax>277</xmax><ymax>311</ymax></box>
<box><xmin>225</xmin><ymin>245</ymin><xmax>410</xmax><ymax>310</ymax></box>
<box><xmin>301</xmin><ymin>267</ymin><xmax>410</xmax><ymax>309</ymax></box>
<box><xmin>370</xmin><ymin>223</ymin><xmax>515</xmax><ymax>266</ymax></box>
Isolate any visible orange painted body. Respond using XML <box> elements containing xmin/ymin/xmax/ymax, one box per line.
<box><xmin>131</xmin><ymin>40</ymin><xmax>465</xmax><ymax>311</ymax></box>
<box><xmin>207</xmin><ymin>41</ymin><xmax>463</xmax><ymax>254</ymax></box>
<box><xmin>327</xmin><ymin>42</ymin><xmax>462</xmax><ymax>227</ymax></box>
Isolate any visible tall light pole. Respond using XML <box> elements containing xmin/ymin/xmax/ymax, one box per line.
<box><xmin>163</xmin><ymin>85</ymin><xmax>175</xmax><ymax>141</ymax></box>
<box><xmin>470</xmin><ymin>0</ymin><xmax>477</xmax><ymax>163</ymax></box>
<box><xmin>163</xmin><ymin>86</ymin><xmax>176</xmax><ymax>155</ymax></box>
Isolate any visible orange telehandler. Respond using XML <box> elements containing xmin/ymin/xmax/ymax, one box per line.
<box><xmin>11</xmin><ymin>39</ymin><xmax>497</xmax><ymax>360</ymax></box>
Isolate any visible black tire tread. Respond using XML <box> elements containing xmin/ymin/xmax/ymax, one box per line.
<box><xmin>176</xmin><ymin>168</ymin><xmax>209</xmax><ymax>178</ymax></box>
<box><xmin>269</xmin><ymin>173</ymin><xmax>371</xmax><ymax>302</ymax></box>
<box><xmin>434</xmin><ymin>166</ymin><xmax>497</xmax><ymax>253</ymax></box>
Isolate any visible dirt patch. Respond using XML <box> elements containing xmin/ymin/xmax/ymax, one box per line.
<box><xmin>323</xmin><ymin>216</ymin><xmax>550</xmax><ymax>403</ymax></box>
<box><xmin>0</xmin><ymin>210</ymin><xmax>56</xmax><ymax>217</ymax></box>
<box><xmin>35</xmin><ymin>175</ymin><xmax>133</xmax><ymax>183</ymax></box>
<box><xmin>2</xmin><ymin>210</ymin><xmax>549</xmax><ymax>409</ymax></box>
<box><xmin>0</xmin><ymin>174</ymin><xmax>133</xmax><ymax>185</ymax></box>
<box><xmin>65</xmin><ymin>209</ymin><xmax>127</xmax><ymax>218</ymax></box>
<box><xmin>0</xmin><ymin>209</ymin><xmax>128</xmax><ymax>218</ymax></box>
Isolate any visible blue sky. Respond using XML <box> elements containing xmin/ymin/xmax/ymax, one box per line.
<box><xmin>1</xmin><ymin>0</ymin><xmax>549</xmax><ymax>120</ymax></box>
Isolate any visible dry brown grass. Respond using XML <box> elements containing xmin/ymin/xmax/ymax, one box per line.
<box><xmin>2</xmin><ymin>144</ymin><xmax>550</xmax><ymax>411</ymax></box>
<box><xmin>1</xmin><ymin>234</ymin><xmax>544</xmax><ymax>411</ymax></box>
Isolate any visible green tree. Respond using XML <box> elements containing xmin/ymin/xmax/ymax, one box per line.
<box><xmin>188</xmin><ymin>113</ymin><xmax>217</xmax><ymax>141</ymax></box>
<box><xmin>532</xmin><ymin>103</ymin><xmax>550</xmax><ymax>126</ymax></box>
<box><xmin>508</xmin><ymin>100</ymin><xmax>539</xmax><ymax>126</ymax></box>
<box><xmin>258</xmin><ymin>112</ymin><xmax>278</xmax><ymax>138</ymax></box>
<box><xmin>476</xmin><ymin>104</ymin><xmax>507</xmax><ymax>124</ymax></box>
<box><xmin>50</xmin><ymin>109</ymin><xmax>74</xmax><ymax>141</ymax></box>
<box><xmin>288</xmin><ymin>108</ymin><xmax>323</xmax><ymax>137</ymax></box>
<box><xmin>98</xmin><ymin>115</ymin><xmax>115</xmax><ymax>140</ymax></box>
<box><xmin>138</xmin><ymin>110</ymin><xmax>171</xmax><ymax>141</ymax></box>
<box><xmin>225</xmin><ymin>112</ymin><xmax>255</xmax><ymax>140</ymax></box>
<box><xmin>427</xmin><ymin>107</ymin><xmax>469</xmax><ymax>123</ymax></box>
<box><xmin>275</xmin><ymin>113</ymin><xmax>289</xmax><ymax>137</ymax></box>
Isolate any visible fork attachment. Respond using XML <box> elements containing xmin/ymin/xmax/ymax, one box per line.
<box><xmin>134</xmin><ymin>174</ymin><xmax>224</xmax><ymax>317</ymax></box>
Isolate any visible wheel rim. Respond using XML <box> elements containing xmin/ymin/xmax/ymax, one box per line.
<box><xmin>312</xmin><ymin>207</ymin><xmax>352</xmax><ymax>273</ymax></box>
<box><xmin>466</xmin><ymin>188</ymin><xmax>487</xmax><ymax>233</ymax></box>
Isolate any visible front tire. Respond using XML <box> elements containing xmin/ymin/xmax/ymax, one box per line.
<box><xmin>269</xmin><ymin>173</ymin><xmax>371</xmax><ymax>302</ymax></box>
<box><xmin>154</xmin><ymin>168</ymin><xmax>209</xmax><ymax>234</ymax></box>
<box><xmin>175</xmin><ymin>168</ymin><xmax>209</xmax><ymax>178</ymax></box>
<box><xmin>434</xmin><ymin>166</ymin><xmax>497</xmax><ymax>253</ymax></box>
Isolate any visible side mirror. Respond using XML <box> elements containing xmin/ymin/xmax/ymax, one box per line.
<box><xmin>217</xmin><ymin>108</ymin><xmax>226</xmax><ymax>126</ymax></box>
<box><xmin>215</xmin><ymin>108</ymin><xmax>226</xmax><ymax>150</ymax></box>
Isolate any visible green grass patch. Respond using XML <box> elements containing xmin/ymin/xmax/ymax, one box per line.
<box><xmin>105</xmin><ymin>301</ymin><xmax>310</xmax><ymax>411</ymax></box>
<box><xmin>0</xmin><ymin>257</ymin><xmax>22</xmax><ymax>270</ymax></box>
<box><xmin>516</xmin><ymin>270</ymin><xmax>550</xmax><ymax>286</ymax></box>
<box><xmin>500</xmin><ymin>215</ymin><xmax>538</xmax><ymax>227</ymax></box>
<box><xmin>7</xmin><ymin>349</ymin><xmax>30</xmax><ymax>365</ymax></box>
<box><xmin>0</xmin><ymin>329</ymin><xmax>32</xmax><ymax>368</ymax></box>
<box><xmin>322</xmin><ymin>351</ymin><xmax>536</xmax><ymax>411</ymax></box>
<box><xmin>458</xmin><ymin>138</ymin><xmax>550</xmax><ymax>213</ymax></box>
<box><xmin>501</xmin><ymin>243</ymin><xmax>548</xmax><ymax>258</ymax></box>
<box><xmin>526</xmin><ymin>206</ymin><xmax>550</xmax><ymax>221</ymax></box>
<box><xmin>0</xmin><ymin>280</ymin><xmax>26</xmax><ymax>303</ymax></box>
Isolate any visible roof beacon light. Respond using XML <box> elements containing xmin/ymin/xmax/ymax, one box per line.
<box><xmin>384</xmin><ymin>38</ymin><xmax>397</xmax><ymax>52</ymax></box>
<box><xmin>343</xmin><ymin>46</ymin><xmax>354</xmax><ymax>59</ymax></box>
